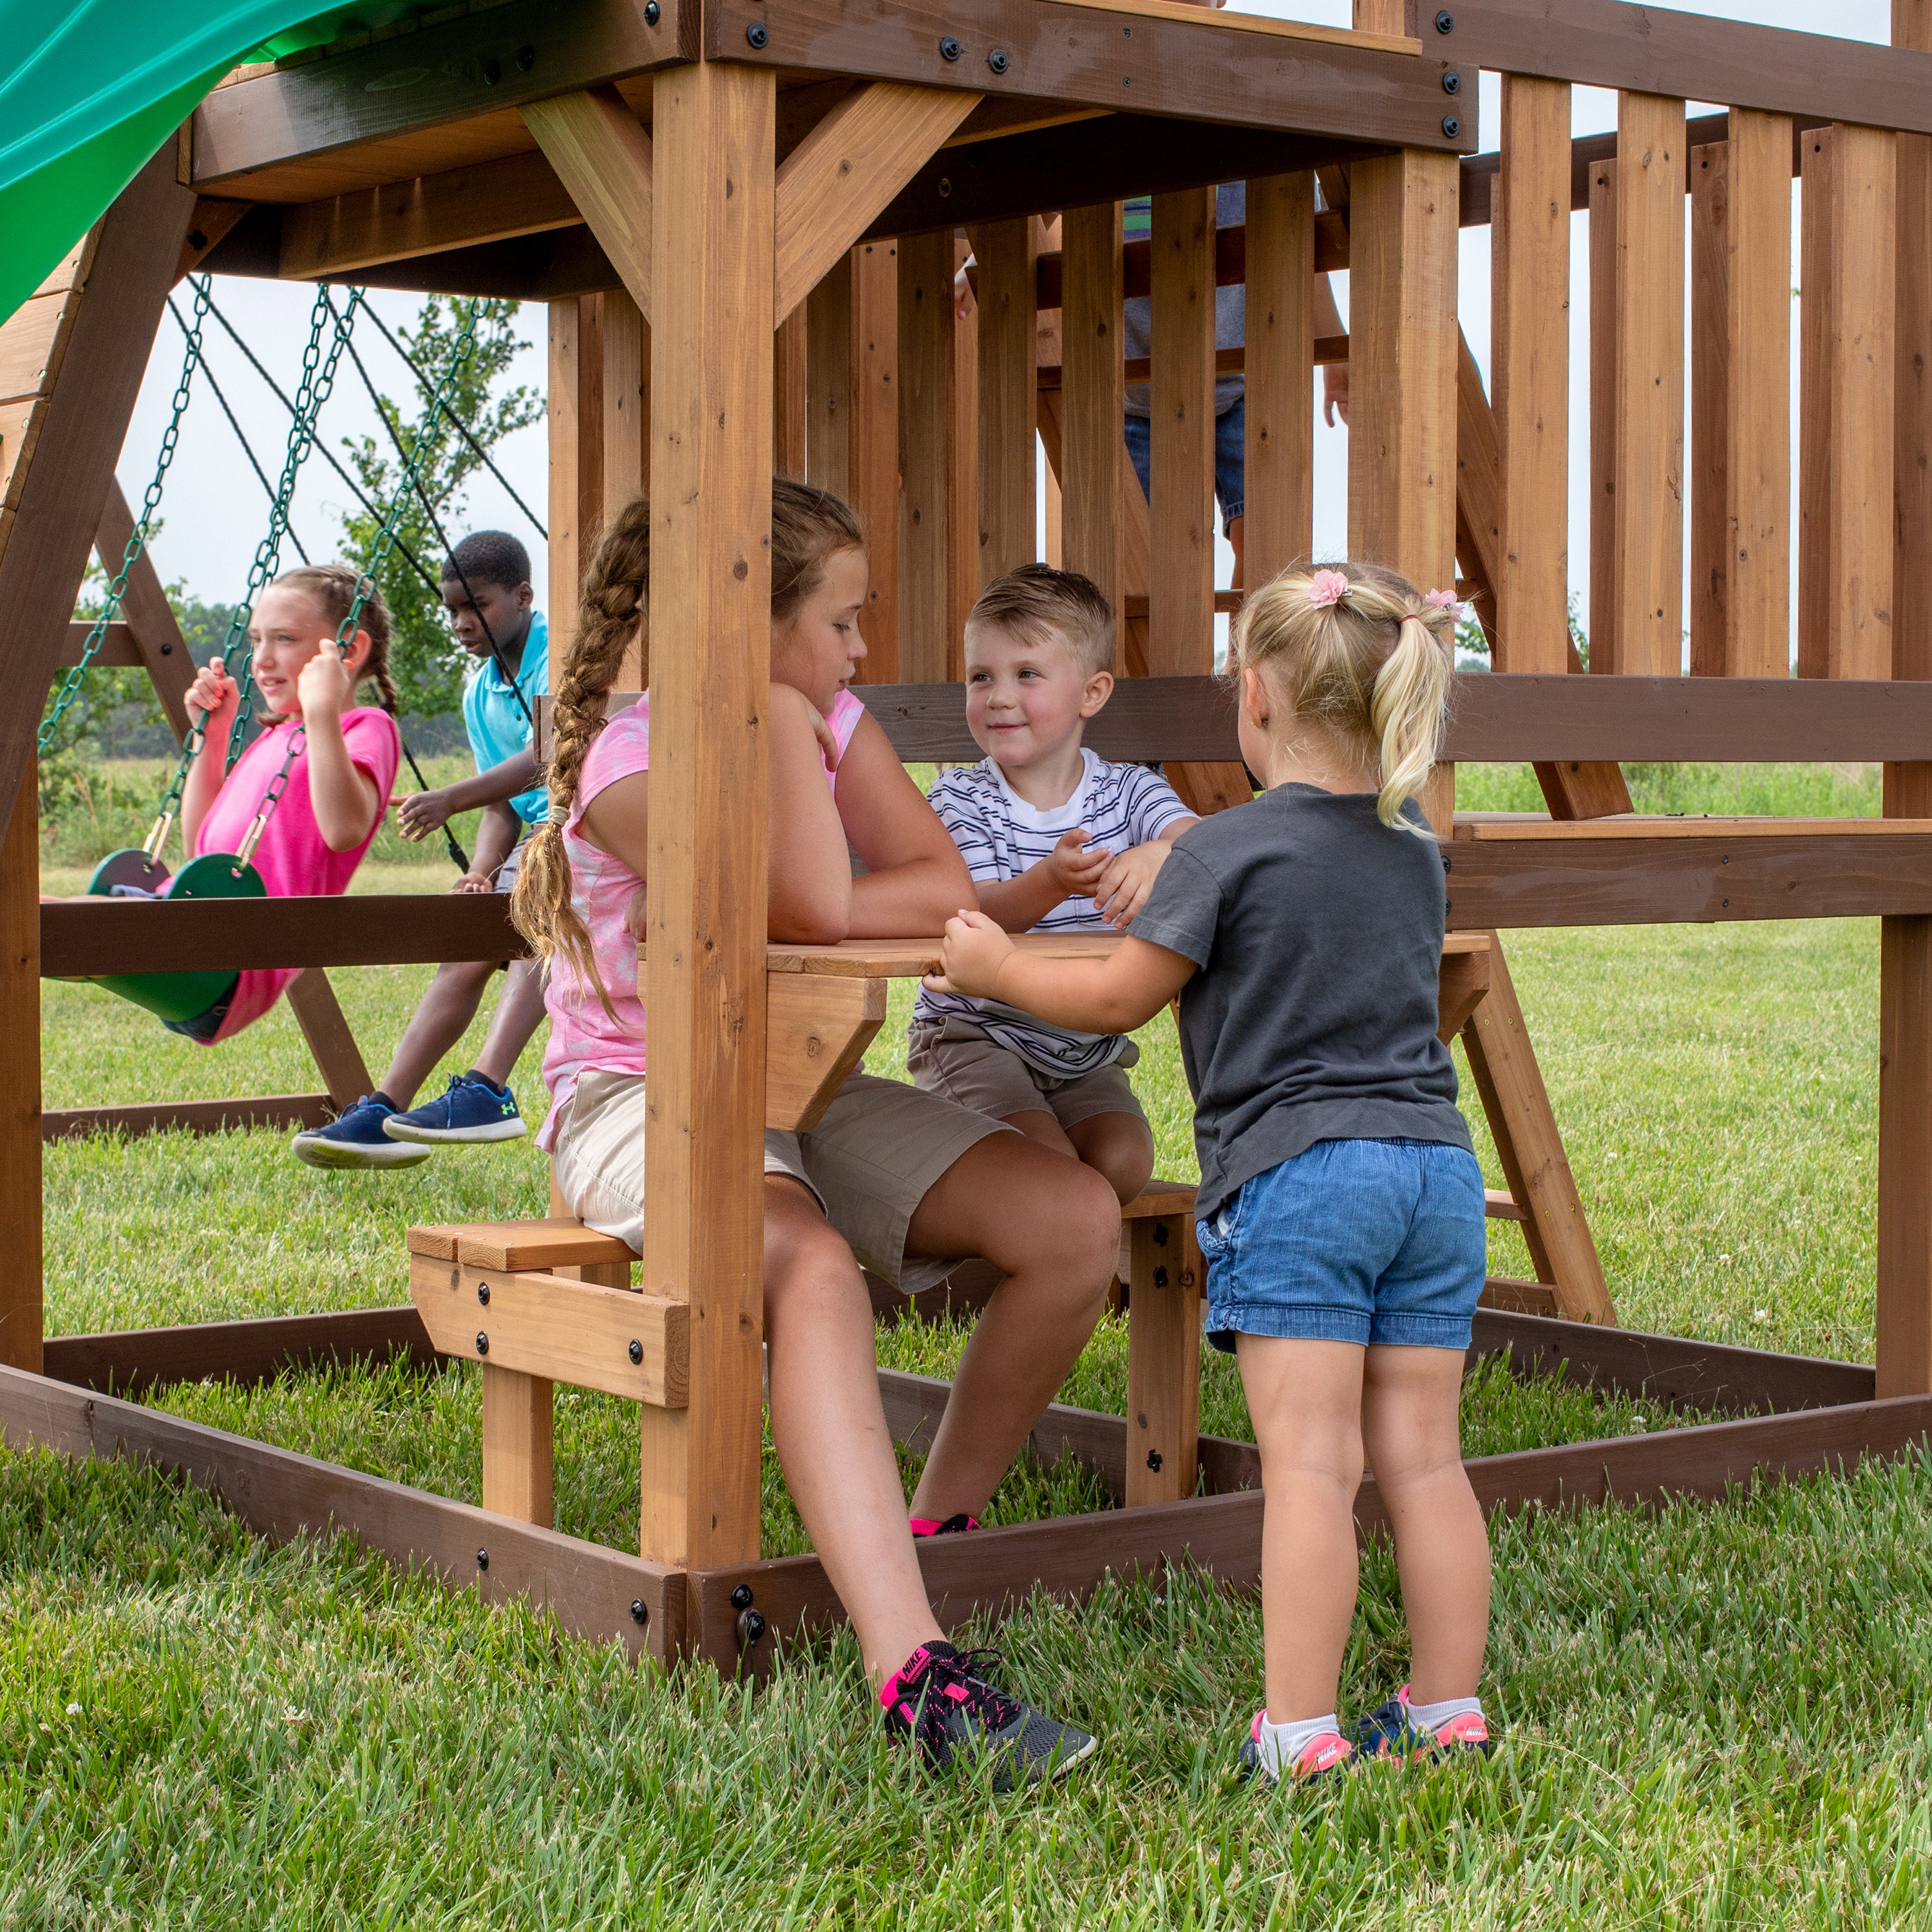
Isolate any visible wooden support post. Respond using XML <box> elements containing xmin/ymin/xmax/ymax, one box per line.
<box><xmin>0</xmin><ymin>764</ymin><xmax>39</xmax><ymax>1372</ymax></box>
<box><xmin>603</xmin><ymin>287</ymin><xmax>648</xmax><ymax>511</ymax></box>
<box><xmin>643</xmin><ymin>59</ymin><xmax>775</xmax><ymax>1570</ymax></box>
<box><xmin>1689</xmin><ymin>139</ymin><xmax>1730</xmax><ymax>677</ymax></box>
<box><xmin>775</xmin><ymin>304</ymin><xmax>808</xmax><ymax>480</ymax></box>
<box><xmin>1148</xmin><ymin>186</ymin><xmax>1217</xmax><ymax>677</ymax></box>
<box><xmin>1799</xmin><ymin>124</ymin><xmax>1899</xmax><ymax>682</ymax></box>
<box><xmin>1242</xmin><ymin>171</ymin><xmax>1314</xmax><ymax>591</ymax></box>
<box><xmin>1609</xmin><ymin>92</ymin><xmax>1687</xmax><ymax>677</ymax></box>
<box><xmin>547</xmin><ymin>297</ymin><xmax>587</xmax><ymax>677</ymax></box>
<box><xmin>285</xmin><ymin>969</ymin><xmax>374</xmax><ymax>1110</ymax></box>
<box><xmin>951</xmin><ymin>234</ymin><xmax>979</xmax><ymax>669</ymax></box>
<box><xmin>806</xmin><ymin>252</ymin><xmax>853</xmax><ymax>499</ymax></box>
<box><xmin>1587</xmin><ymin>157</ymin><xmax>1619</xmax><ymax>665</ymax></box>
<box><xmin>1460</xmin><ymin>936</ymin><xmax>1616</xmax><ymax>1327</ymax></box>
<box><xmin>850</xmin><ymin>242</ymin><xmax>900</xmax><ymax>676</ymax></box>
<box><xmin>480</xmin><ymin>1365</ymin><xmax>554</xmax><ymax>1526</ymax></box>
<box><xmin>1060</xmin><ymin>202</ymin><xmax>1125</xmax><ymax>651</ymax></box>
<box><xmin>95</xmin><ymin>477</ymin><xmax>194</xmax><ymax>739</ymax></box>
<box><xmin>1125</xmin><ymin>1213</ymin><xmax>1200</xmax><ymax>1508</ymax></box>
<box><xmin>971</xmin><ymin>218</ymin><xmax>1037</xmax><ymax>587</ymax></box>
<box><xmin>897</xmin><ymin>228</ymin><xmax>955</xmax><ymax>684</ymax></box>
<box><xmin>1492</xmin><ymin>76</ymin><xmax>1571</xmax><ymax>674</ymax></box>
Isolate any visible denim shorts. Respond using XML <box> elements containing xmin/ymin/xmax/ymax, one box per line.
<box><xmin>1123</xmin><ymin>395</ymin><xmax>1246</xmax><ymax>527</ymax></box>
<box><xmin>1196</xmin><ymin>1137</ymin><xmax>1486</xmax><ymax>1353</ymax></box>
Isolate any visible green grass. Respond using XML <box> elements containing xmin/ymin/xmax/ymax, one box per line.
<box><xmin>7</xmin><ymin>762</ymin><xmax>1926</xmax><ymax>1926</ymax></box>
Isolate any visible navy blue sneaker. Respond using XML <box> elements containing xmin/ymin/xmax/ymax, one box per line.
<box><xmin>292</xmin><ymin>1096</ymin><xmax>431</xmax><ymax>1170</ymax></box>
<box><xmin>383</xmin><ymin>1073</ymin><xmax>527</xmax><ymax>1146</ymax></box>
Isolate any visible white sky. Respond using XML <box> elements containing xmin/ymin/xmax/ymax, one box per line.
<box><xmin>116</xmin><ymin>0</ymin><xmax>1891</xmax><ymax>655</ymax></box>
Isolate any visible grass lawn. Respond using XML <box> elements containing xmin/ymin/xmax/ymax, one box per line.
<box><xmin>6</xmin><ymin>764</ymin><xmax>1927</xmax><ymax>1926</ymax></box>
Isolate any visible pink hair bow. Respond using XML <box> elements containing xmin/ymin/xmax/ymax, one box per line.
<box><xmin>1309</xmin><ymin>569</ymin><xmax>1350</xmax><ymax>610</ymax></box>
<box><xmin>1425</xmin><ymin>588</ymin><xmax>1461</xmax><ymax>612</ymax></box>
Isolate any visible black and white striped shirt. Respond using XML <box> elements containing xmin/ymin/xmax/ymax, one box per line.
<box><xmin>914</xmin><ymin>751</ymin><xmax>1195</xmax><ymax>1077</ymax></box>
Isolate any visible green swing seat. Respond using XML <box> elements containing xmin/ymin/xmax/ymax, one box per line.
<box><xmin>65</xmin><ymin>847</ymin><xmax>263</xmax><ymax>1027</ymax></box>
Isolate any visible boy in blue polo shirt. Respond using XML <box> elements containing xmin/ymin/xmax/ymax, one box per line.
<box><xmin>293</xmin><ymin>531</ymin><xmax>553</xmax><ymax>1170</ymax></box>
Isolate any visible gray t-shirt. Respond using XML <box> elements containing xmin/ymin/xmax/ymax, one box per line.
<box><xmin>1124</xmin><ymin>183</ymin><xmax>1245</xmax><ymax>421</ymax></box>
<box><xmin>1130</xmin><ymin>785</ymin><xmax>1472</xmax><ymax>1220</ymax></box>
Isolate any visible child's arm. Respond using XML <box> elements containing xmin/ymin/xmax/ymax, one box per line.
<box><xmin>178</xmin><ymin>656</ymin><xmax>242</xmax><ymax>855</ymax></box>
<box><xmin>1092</xmin><ymin>818</ymin><xmax>1200</xmax><ymax>929</ymax></box>
<box><xmin>831</xmin><ymin>713</ymin><xmax>976</xmax><ymax>936</ymax></box>
<box><xmin>767</xmin><ymin>684</ymin><xmax>853</xmax><ymax>943</ymax></box>
<box><xmin>298</xmin><ymin>641</ymin><xmax>384</xmax><ymax>852</ymax></box>
<box><xmin>974</xmin><ymin>829</ymin><xmax>1115</xmax><ymax>933</ymax></box>
<box><xmin>925</xmin><ymin>909</ymin><xmax>1193</xmax><ymax>1034</ymax></box>
<box><xmin>454</xmin><ymin>800</ymin><xmax>522</xmax><ymax>894</ymax></box>
<box><xmin>397</xmin><ymin>747</ymin><xmax>540</xmax><ymax>842</ymax></box>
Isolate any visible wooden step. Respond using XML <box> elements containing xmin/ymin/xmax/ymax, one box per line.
<box><xmin>407</xmin><ymin>1217</ymin><xmax>633</xmax><ymax>1273</ymax></box>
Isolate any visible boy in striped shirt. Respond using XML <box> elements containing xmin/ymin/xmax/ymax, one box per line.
<box><xmin>910</xmin><ymin>565</ymin><xmax>1198</xmax><ymax>1204</ymax></box>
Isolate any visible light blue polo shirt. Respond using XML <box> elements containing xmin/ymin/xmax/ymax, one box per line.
<box><xmin>460</xmin><ymin>611</ymin><xmax>549</xmax><ymax>824</ymax></box>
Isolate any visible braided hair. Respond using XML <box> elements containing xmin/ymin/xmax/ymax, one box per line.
<box><xmin>271</xmin><ymin>563</ymin><xmax>399</xmax><ymax>712</ymax></box>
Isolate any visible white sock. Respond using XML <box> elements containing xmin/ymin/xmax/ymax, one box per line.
<box><xmin>1405</xmin><ymin>1690</ymin><xmax>1483</xmax><ymax>1732</ymax></box>
<box><xmin>1256</xmin><ymin>1711</ymin><xmax>1342</xmax><ymax>1776</ymax></box>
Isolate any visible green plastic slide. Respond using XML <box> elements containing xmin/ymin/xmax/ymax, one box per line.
<box><xmin>0</xmin><ymin>3</ymin><xmax>443</xmax><ymax>328</ymax></box>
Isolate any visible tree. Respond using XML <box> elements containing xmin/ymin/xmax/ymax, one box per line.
<box><xmin>336</xmin><ymin>297</ymin><xmax>542</xmax><ymax>719</ymax></box>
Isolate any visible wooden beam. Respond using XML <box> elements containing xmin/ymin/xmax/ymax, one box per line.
<box><xmin>642</xmin><ymin>59</ymin><xmax>776</xmax><ymax>1569</ymax></box>
<box><xmin>849</xmin><ymin>242</ymin><xmax>900</xmax><ymax>677</ymax></box>
<box><xmin>481</xmin><ymin>1365</ymin><xmax>554</xmax><ymax>1527</ymax></box>
<box><xmin>175</xmin><ymin>200</ymin><xmax>249</xmax><ymax>286</ymax></box>
<box><xmin>971</xmin><ymin>218</ymin><xmax>1037</xmax><ymax>587</ymax></box>
<box><xmin>804</xmin><ymin>251</ymin><xmax>854</xmax><ymax>498</ymax></box>
<box><xmin>521</xmin><ymin>88</ymin><xmax>653</xmax><ymax>324</ymax></box>
<box><xmin>283</xmin><ymin>969</ymin><xmax>374</xmax><ymax>1110</ymax></box>
<box><xmin>773</xmin><ymin>305</ymin><xmax>806</xmax><ymax>480</ymax></box>
<box><xmin>1241</xmin><ymin>171</ymin><xmax>1314</xmax><ymax>591</ymax></box>
<box><xmin>1124</xmin><ymin>1213</ymin><xmax>1202</xmax><ymax>1507</ymax></box>
<box><xmin>1148</xmin><ymin>187</ymin><xmax>1217</xmax><ymax>676</ymax></box>
<box><xmin>1059</xmin><ymin>202</ymin><xmax>1125</xmax><ymax>656</ymax></box>
<box><xmin>0</xmin><ymin>767</ymin><xmax>38</xmax><ymax>1372</ymax></box>
<box><xmin>93</xmin><ymin>478</ymin><xmax>196</xmax><ymax>741</ymax></box>
<box><xmin>773</xmin><ymin>83</ymin><xmax>982</xmax><ymax>326</ymax></box>
<box><xmin>43</xmin><ymin>1094</ymin><xmax>332</xmax><ymax>1142</ymax></box>
<box><xmin>547</xmin><ymin>297</ymin><xmax>585</xmax><ymax>675</ymax></box>
<box><xmin>949</xmin><ymin>231</ymin><xmax>980</xmax><ymax>667</ymax></box>
<box><xmin>1587</xmin><ymin>155</ymin><xmax>1619</xmax><ymax>667</ymax></box>
<box><xmin>1689</xmin><ymin>138</ymin><xmax>1730</xmax><ymax>677</ymax></box>
<box><xmin>1609</xmin><ymin>91</ymin><xmax>1687</xmax><ymax>677</ymax></box>
<box><xmin>766</xmin><ymin>973</ymin><xmax>884</xmax><ymax>1132</ymax></box>
<box><xmin>896</xmin><ymin>227</ymin><xmax>956</xmax><ymax>684</ymax></box>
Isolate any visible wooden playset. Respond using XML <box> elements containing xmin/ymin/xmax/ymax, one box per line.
<box><xmin>5</xmin><ymin>0</ymin><xmax>1932</xmax><ymax>1673</ymax></box>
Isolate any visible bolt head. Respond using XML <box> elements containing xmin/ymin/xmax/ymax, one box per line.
<box><xmin>988</xmin><ymin>47</ymin><xmax>1010</xmax><ymax>73</ymax></box>
<box><xmin>746</xmin><ymin>21</ymin><xmax>768</xmax><ymax>47</ymax></box>
<box><xmin>1146</xmin><ymin>1450</ymin><xmax>1163</xmax><ymax>1472</ymax></box>
<box><xmin>475</xmin><ymin>1331</ymin><xmax>489</xmax><ymax>1356</ymax></box>
<box><xmin>741</xmin><ymin>1609</ymin><xmax>768</xmax><ymax>1645</ymax></box>
<box><xmin>1442</xmin><ymin>113</ymin><xmax>1461</xmax><ymax>138</ymax></box>
<box><xmin>515</xmin><ymin>43</ymin><xmax>535</xmax><ymax>70</ymax></box>
<box><xmin>645</xmin><ymin>0</ymin><xmax>659</xmax><ymax>18</ymax></box>
<box><xmin>940</xmin><ymin>34</ymin><xmax>961</xmax><ymax>59</ymax></box>
<box><xmin>482</xmin><ymin>55</ymin><xmax>502</xmax><ymax>83</ymax></box>
<box><xmin>730</xmin><ymin>1583</ymin><xmax>754</xmax><ymax>1610</ymax></box>
<box><xmin>630</xmin><ymin>1598</ymin><xmax>649</xmax><ymax>1625</ymax></box>
<box><xmin>1435</xmin><ymin>8</ymin><xmax>1455</xmax><ymax>29</ymax></box>
<box><xmin>477</xmin><ymin>1282</ymin><xmax>490</xmax><ymax>1305</ymax></box>
<box><xmin>476</xmin><ymin>1546</ymin><xmax>489</xmax><ymax>1571</ymax></box>
<box><xmin>628</xmin><ymin>1338</ymin><xmax>644</xmax><ymax>1365</ymax></box>
<box><xmin>1442</xmin><ymin>70</ymin><xmax>1461</xmax><ymax>93</ymax></box>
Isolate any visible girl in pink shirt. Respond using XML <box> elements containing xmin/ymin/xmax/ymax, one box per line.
<box><xmin>513</xmin><ymin>484</ymin><xmax>1115</xmax><ymax>1787</ymax></box>
<box><xmin>170</xmin><ymin>565</ymin><xmax>401</xmax><ymax>1041</ymax></box>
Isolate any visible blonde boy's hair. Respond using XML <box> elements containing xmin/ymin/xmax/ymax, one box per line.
<box><xmin>965</xmin><ymin>564</ymin><xmax>1115</xmax><ymax>678</ymax></box>
<box><xmin>1227</xmin><ymin>559</ymin><xmax>1457</xmax><ymax>835</ymax></box>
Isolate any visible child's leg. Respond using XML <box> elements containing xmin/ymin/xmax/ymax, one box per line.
<box><xmin>1360</xmin><ymin>1345</ymin><xmax>1490</xmax><ymax>1705</ymax></box>
<box><xmin>762</xmin><ymin>1174</ymin><xmax>944</xmax><ymax>1683</ymax></box>
<box><xmin>469</xmin><ymin>956</ymin><xmax>549</xmax><ymax>1088</ymax></box>
<box><xmin>902</xmin><ymin>1133</ymin><xmax>1121</xmax><ymax>1522</ymax></box>
<box><xmin>1066</xmin><ymin>1112</ymin><xmax>1155</xmax><ymax>1205</ymax></box>
<box><xmin>1235</xmin><ymin>1336</ymin><xmax>1367</xmax><ymax>1721</ymax></box>
<box><xmin>377</xmin><ymin>957</ymin><xmax>498</xmax><ymax>1106</ymax></box>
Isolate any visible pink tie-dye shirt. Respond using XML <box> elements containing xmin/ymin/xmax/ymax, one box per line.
<box><xmin>536</xmin><ymin>687</ymin><xmax>866</xmax><ymax>1150</ymax></box>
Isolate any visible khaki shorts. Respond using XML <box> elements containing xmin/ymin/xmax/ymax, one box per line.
<box><xmin>547</xmin><ymin>1066</ymin><xmax>1012</xmax><ymax>1296</ymax></box>
<box><xmin>908</xmin><ymin>1019</ymin><xmax>1150</xmax><ymax>1137</ymax></box>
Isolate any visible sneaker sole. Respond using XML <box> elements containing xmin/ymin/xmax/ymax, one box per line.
<box><xmin>292</xmin><ymin>1136</ymin><xmax>433</xmax><ymax>1170</ymax></box>
<box><xmin>996</xmin><ymin>1728</ymin><xmax>1099</xmax><ymax>1792</ymax></box>
<box><xmin>382</xmin><ymin>1118</ymin><xmax>527</xmax><ymax>1146</ymax></box>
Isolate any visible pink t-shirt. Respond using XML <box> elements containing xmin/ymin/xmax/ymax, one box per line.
<box><xmin>537</xmin><ymin>687</ymin><xmax>865</xmax><ymax>1149</ymax></box>
<box><xmin>187</xmin><ymin>706</ymin><xmax>401</xmax><ymax>1041</ymax></box>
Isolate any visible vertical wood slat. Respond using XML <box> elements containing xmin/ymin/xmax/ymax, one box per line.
<box><xmin>0</xmin><ymin>766</ymin><xmax>39</xmax><ymax>1372</ymax></box>
<box><xmin>641</xmin><ymin>60</ymin><xmax>776</xmax><ymax>1570</ymax></box>
<box><xmin>773</xmin><ymin>303</ymin><xmax>806</xmax><ymax>480</ymax></box>
<box><xmin>1124</xmin><ymin>1215</ymin><xmax>1202</xmax><ymax>1509</ymax></box>
<box><xmin>1689</xmin><ymin>140</ymin><xmax>1730</xmax><ymax>676</ymax></box>
<box><xmin>1799</xmin><ymin>124</ymin><xmax>1899</xmax><ymax>682</ymax></box>
<box><xmin>1242</xmin><ymin>170</ymin><xmax>1314</xmax><ymax>592</ymax></box>
<box><xmin>1611</xmin><ymin>92</ymin><xmax>1687</xmax><ymax>678</ymax></box>
<box><xmin>950</xmin><ymin>234</ymin><xmax>979</xmax><ymax>672</ymax></box>
<box><xmin>546</xmin><ymin>298</ymin><xmax>582</xmax><ymax>678</ymax></box>
<box><xmin>1492</xmin><ymin>75</ymin><xmax>1572</xmax><ymax>674</ymax></box>
<box><xmin>896</xmin><ymin>227</ymin><xmax>954</xmax><ymax>685</ymax></box>
<box><xmin>603</xmin><ymin>289</ymin><xmax>649</xmax><ymax>688</ymax></box>
<box><xmin>805</xmin><ymin>253</ymin><xmax>853</xmax><ymax>499</ymax></box>
<box><xmin>1587</xmin><ymin>158</ymin><xmax>1618</xmax><ymax>666</ymax></box>
<box><xmin>481</xmin><ymin>1364</ymin><xmax>554</xmax><ymax>1526</ymax></box>
<box><xmin>850</xmin><ymin>242</ymin><xmax>900</xmax><ymax>677</ymax></box>
<box><xmin>1148</xmin><ymin>187</ymin><xmax>1217</xmax><ymax>676</ymax></box>
<box><xmin>1060</xmin><ymin>203</ymin><xmax>1125</xmax><ymax>662</ymax></box>
<box><xmin>971</xmin><ymin>218</ymin><xmax>1037</xmax><ymax>589</ymax></box>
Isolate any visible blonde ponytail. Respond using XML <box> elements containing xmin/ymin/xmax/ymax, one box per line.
<box><xmin>1229</xmin><ymin>558</ymin><xmax>1455</xmax><ymax>835</ymax></box>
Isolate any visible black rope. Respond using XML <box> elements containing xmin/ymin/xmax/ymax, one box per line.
<box><xmin>361</xmin><ymin>301</ymin><xmax>548</xmax><ymax>540</ymax></box>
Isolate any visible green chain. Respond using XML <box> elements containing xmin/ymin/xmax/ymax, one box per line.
<box><xmin>39</xmin><ymin>273</ymin><xmax>213</xmax><ymax>757</ymax></box>
<box><xmin>145</xmin><ymin>285</ymin><xmax>365</xmax><ymax>864</ymax></box>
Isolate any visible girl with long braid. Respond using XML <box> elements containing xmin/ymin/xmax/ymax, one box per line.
<box><xmin>514</xmin><ymin>484</ymin><xmax>1115</xmax><ymax>1790</ymax></box>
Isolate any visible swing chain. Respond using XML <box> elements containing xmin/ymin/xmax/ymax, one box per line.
<box><xmin>234</xmin><ymin>724</ymin><xmax>306</xmax><ymax>872</ymax></box>
<box><xmin>40</xmin><ymin>272</ymin><xmax>213</xmax><ymax>756</ymax></box>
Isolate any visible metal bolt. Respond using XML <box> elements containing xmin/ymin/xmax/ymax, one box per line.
<box><xmin>475</xmin><ymin>1331</ymin><xmax>489</xmax><ymax>1356</ymax></box>
<box><xmin>628</xmin><ymin>1338</ymin><xmax>644</xmax><ymax>1365</ymax></box>
<box><xmin>645</xmin><ymin>1</ymin><xmax>659</xmax><ymax>18</ymax></box>
<box><xmin>1442</xmin><ymin>70</ymin><xmax>1461</xmax><ymax>93</ymax></box>
<box><xmin>515</xmin><ymin>43</ymin><xmax>535</xmax><ymax>70</ymax></box>
<box><xmin>746</xmin><ymin>21</ymin><xmax>768</xmax><ymax>47</ymax></box>
<box><xmin>1721</xmin><ymin>855</ymin><xmax>1730</xmax><ymax>864</ymax></box>
<box><xmin>940</xmin><ymin>35</ymin><xmax>961</xmax><ymax>59</ymax></box>
<box><xmin>1153</xmin><ymin>1222</ymin><xmax>1170</xmax><ymax>1245</ymax></box>
<box><xmin>1435</xmin><ymin>8</ymin><xmax>1455</xmax><ymax>28</ymax></box>
<box><xmin>730</xmin><ymin>1584</ymin><xmax>754</xmax><ymax>1610</ymax></box>
<box><xmin>1146</xmin><ymin>1450</ymin><xmax>1163</xmax><ymax>1472</ymax></box>
<box><xmin>188</xmin><ymin>230</ymin><xmax>207</xmax><ymax>252</ymax></box>
<box><xmin>482</xmin><ymin>55</ymin><xmax>502</xmax><ymax>83</ymax></box>
<box><xmin>1442</xmin><ymin>113</ymin><xmax>1461</xmax><ymax>138</ymax></box>
<box><xmin>476</xmin><ymin>1547</ymin><xmax>489</xmax><ymax>1571</ymax></box>
<box><xmin>630</xmin><ymin>1598</ymin><xmax>649</xmax><ymax>1626</ymax></box>
<box><xmin>160</xmin><ymin>641</ymin><xmax>173</xmax><ymax>655</ymax></box>
<box><xmin>936</xmin><ymin>178</ymin><xmax>952</xmax><ymax>198</ymax></box>
<box><xmin>477</xmin><ymin>1282</ymin><xmax>490</xmax><ymax>1305</ymax></box>
<box><xmin>988</xmin><ymin>47</ymin><xmax>1010</xmax><ymax>73</ymax></box>
<box><xmin>739</xmin><ymin>1608</ymin><xmax>768</xmax><ymax>1646</ymax></box>
<box><xmin>1154</xmin><ymin>1266</ymin><xmax>1169</xmax><ymax>1288</ymax></box>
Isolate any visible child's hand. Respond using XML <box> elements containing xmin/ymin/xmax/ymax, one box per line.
<box><xmin>297</xmin><ymin>637</ymin><xmax>355</xmax><ymax>723</ymax></box>
<box><xmin>923</xmin><ymin>909</ymin><xmax>1015</xmax><ymax>999</ymax></box>
<box><xmin>185</xmin><ymin>656</ymin><xmax>240</xmax><ymax>727</ymax></box>
<box><xmin>1043</xmin><ymin>828</ymin><xmax>1112</xmax><ymax>900</ymax></box>
<box><xmin>1094</xmin><ymin>840</ymin><xmax>1174</xmax><ymax>929</ymax></box>
<box><xmin>450</xmin><ymin>870</ymin><xmax>495</xmax><ymax>895</ymax></box>
<box><xmin>397</xmin><ymin>787</ymin><xmax>454</xmax><ymax>840</ymax></box>
<box><xmin>808</xmin><ymin>706</ymin><xmax>843</xmax><ymax>773</ymax></box>
<box><xmin>623</xmin><ymin>884</ymin><xmax>649</xmax><ymax>941</ymax></box>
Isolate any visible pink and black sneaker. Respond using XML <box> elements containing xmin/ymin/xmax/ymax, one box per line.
<box><xmin>1236</xmin><ymin>1711</ymin><xmax>1355</xmax><ymax>1785</ymax></box>
<box><xmin>1352</xmin><ymin>1686</ymin><xmax>1492</xmax><ymax>1761</ymax></box>
<box><xmin>880</xmin><ymin>1642</ymin><xmax>1097</xmax><ymax>1790</ymax></box>
<box><xmin>909</xmin><ymin>1513</ymin><xmax>979</xmax><ymax>1537</ymax></box>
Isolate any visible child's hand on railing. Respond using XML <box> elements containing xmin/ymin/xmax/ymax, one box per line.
<box><xmin>924</xmin><ymin>909</ymin><xmax>1016</xmax><ymax>1000</ymax></box>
